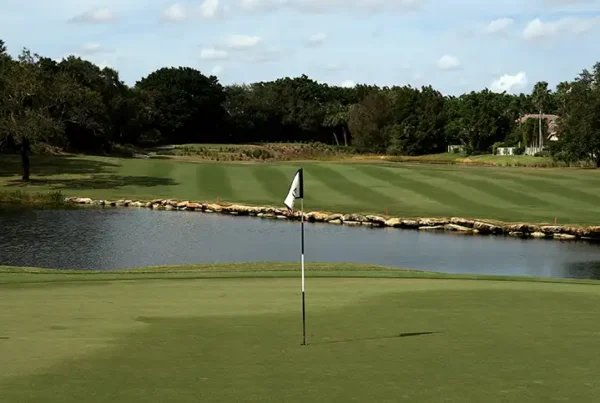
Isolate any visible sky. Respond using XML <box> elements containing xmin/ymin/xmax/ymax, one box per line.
<box><xmin>2</xmin><ymin>0</ymin><xmax>600</xmax><ymax>95</ymax></box>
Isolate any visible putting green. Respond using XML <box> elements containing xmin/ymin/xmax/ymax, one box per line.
<box><xmin>1</xmin><ymin>264</ymin><xmax>600</xmax><ymax>402</ymax></box>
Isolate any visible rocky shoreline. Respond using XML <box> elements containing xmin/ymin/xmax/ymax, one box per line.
<box><xmin>64</xmin><ymin>197</ymin><xmax>600</xmax><ymax>242</ymax></box>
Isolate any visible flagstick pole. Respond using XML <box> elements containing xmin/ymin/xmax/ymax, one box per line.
<box><xmin>301</xmin><ymin>197</ymin><xmax>306</xmax><ymax>346</ymax></box>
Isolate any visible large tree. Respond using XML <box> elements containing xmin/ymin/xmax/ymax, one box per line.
<box><xmin>136</xmin><ymin>67</ymin><xmax>226</xmax><ymax>144</ymax></box>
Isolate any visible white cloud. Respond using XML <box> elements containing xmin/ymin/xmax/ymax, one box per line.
<box><xmin>162</xmin><ymin>3</ymin><xmax>187</xmax><ymax>22</ymax></box>
<box><xmin>241</xmin><ymin>0</ymin><xmax>421</xmax><ymax>13</ymax></box>
<box><xmin>200</xmin><ymin>48</ymin><xmax>229</xmax><ymax>60</ymax></box>
<box><xmin>341</xmin><ymin>79</ymin><xmax>355</xmax><ymax>87</ymax></box>
<box><xmin>79</xmin><ymin>44</ymin><xmax>110</xmax><ymax>55</ymax></box>
<box><xmin>212</xmin><ymin>65</ymin><xmax>224</xmax><ymax>75</ymax></box>
<box><xmin>523</xmin><ymin>17</ymin><xmax>600</xmax><ymax>40</ymax></box>
<box><xmin>199</xmin><ymin>0</ymin><xmax>221</xmax><ymax>18</ymax></box>
<box><xmin>68</xmin><ymin>8</ymin><xmax>114</xmax><ymax>23</ymax></box>
<box><xmin>306</xmin><ymin>32</ymin><xmax>328</xmax><ymax>46</ymax></box>
<box><xmin>161</xmin><ymin>0</ymin><xmax>223</xmax><ymax>22</ymax></box>
<box><xmin>225</xmin><ymin>34</ymin><xmax>262</xmax><ymax>50</ymax></box>
<box><xmin>484</xmin><ymin>17</ymin><xmax>514</xmax><ymax>34</ymax></box>
<box><xmin>437</xmin><ymin>55</ymin><xmax>460</xmax><ymax>71</ymax></box>
<box><xmin>490</xmin><ymin>72</ymin><xmax>528</xmax><ymax>93</ymax></box>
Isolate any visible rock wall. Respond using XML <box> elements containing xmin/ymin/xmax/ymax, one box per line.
<box><xmin>63</xmin><ymin>197</ymin><xmax>600</xmax><ymax>242</ymax></box>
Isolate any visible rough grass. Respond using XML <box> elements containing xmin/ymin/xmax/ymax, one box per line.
<box><xmin>387</xmin><ymin>153</ymin><xmax>569</xmax><ymax>167</ymax></box>
<box><xmin>2</xmin><ymin>154</ymin><xmax>600</xmax><ymax>224</ymax></box>
<box><xmin>1</xmin><ymin>263</ymin><xmax>600</xmax><ymax>403</ymax></box>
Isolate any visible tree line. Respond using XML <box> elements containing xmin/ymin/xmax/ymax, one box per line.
<box><xmin>2</xmin><ymin>38</ymin><xmax>600</xmax><ymax>180</ymax></box>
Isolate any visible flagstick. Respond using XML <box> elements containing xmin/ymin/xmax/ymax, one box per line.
<box><xmin>301</xmin><ymin>197</ymin><xmax>306</xmax><ymax>346</ymax></box>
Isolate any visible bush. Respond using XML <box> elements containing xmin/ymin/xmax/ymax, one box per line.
<box><xmin>514</xmin><ymin>146</ymin><xmax>525</xmax><ymax>155</ymax></box>
<box><xmin>534</xmin><ymin>150</ymin><xmax>551</xmax><ymax>157</ymax></box>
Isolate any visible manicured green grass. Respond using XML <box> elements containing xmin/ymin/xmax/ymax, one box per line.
<box><xmin>2</xmin><ymin>154</ymin><xmax>600</xmax><ymax>224</ymax></box>
<box><xmin>1</xmin><ymin>263</ymin><xmax>600</xmax><ymax>403</ymax></box>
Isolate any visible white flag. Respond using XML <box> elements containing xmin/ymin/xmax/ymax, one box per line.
<box><xmin>284</xmin><ymin>168</ymin><xmax>303</xmax><ymax>211</ymax></box>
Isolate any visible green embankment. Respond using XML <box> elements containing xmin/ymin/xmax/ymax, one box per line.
<box><xmin>2</xmin><ymin>154</ymin><xmax>600</xmax><ymax>224</ymax></box>
<box><xmin>1</xmin><ymin>263</ymin><xmax>599</xmax><ymax>403</ymax></box>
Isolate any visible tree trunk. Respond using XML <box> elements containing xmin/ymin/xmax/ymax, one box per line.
<box><xmin>596</xmin><ymin>156</ymin><xmax>600</xmax><ymax>169</ymax></box>
<box><xmin>342</xmin><ymin>125</ymin><xmax>348</xmax><ymax>146</ymax></box>
<box><xmin>21</xmin><ymin>138</ymin><xmax>30</xmax><ymax>181</ymax></box>
<box><xmin>539</xmin><ymin>109</ymin><xmax>543</xmax><ymax>149</ymax></box>
<box><xmin>333</xmin><ymin>132</ymin><xmax>340</xmax><ymax>146</ymax></box>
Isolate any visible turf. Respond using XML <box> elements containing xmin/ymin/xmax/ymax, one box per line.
<box><xmin>2</xmin><ymin>154</ymin><xmax>600</xmax><ymax>224</ymax></box>
<box><xmin>1</xmin><ymin>263</ymin><xmax>600</xmax><ymax>402</ymax></box>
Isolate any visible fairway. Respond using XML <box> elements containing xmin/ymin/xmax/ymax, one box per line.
<box><xmin>2</xmin><ymin>154</ymin><xmax>600</xmax><ymax>224</ymax></box>
<box><xmin>1</xmin><ymin>264</ymin><xmax>600</xmax><ymax>402</ymax></box>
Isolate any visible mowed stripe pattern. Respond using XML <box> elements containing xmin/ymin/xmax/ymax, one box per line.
<box><xmin>8</xmin><ymin>157</ymin><xmax>600</xmax><ymax>224</ymax></box>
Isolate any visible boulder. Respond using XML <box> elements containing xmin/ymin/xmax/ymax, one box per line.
<box><xmin>583</xmin><ymin>226</ymin><xmax>600</xmax><ymax>238</ymax></box>
<box><xmin>326</xmin><ymin>214</ymin><xmax>343</xmax><ymax>221</ymax></box>
<box><xmin>165</xmin><ymin>205</ymin><xmax>174</xmax><ymax>211</ymax></box>
<box><xmin>177</xmin><ymin>201</ymin><xmax>189</xmax><ymax>208</ymax></box>
<box><xmin>151</xmin><ymin>199</ymin><xmax>163</xmax><ymax>204</ymax></box>
<box><xmin>109</xmin><ymin>201</ymin><xmax>117</xmax><ymax>207</ymax></box>
<box><xmin>276</xmin><ymin>215</ymin><xmax>288</xmax><ymax>220</ymax></box>
<box><xmin>400</xmin><ymin>219</ymin><xmax>420</xmax><ymax>229</ymax></box>
<box><xmin>328</xmin><ymin>219</ymin><xmax>342</xmax><ymax>225</ymax></box>
<box><xmin>186</xmin><ymin>202</ymin><xmax>202</xmax><ymax>210</ymax></box>
<box><xmin>530</xmin><ymin>232</ymin><xmax>547</xmax><ymax>238</ymax></box>
<box><xmin>306</xmin><ymin>212</ymin><xmax>330</xmax><ymax>222</ymax></box>
<box><xmin>540</xmin><ymin>225</ymin><xmax>563</xmax><ymax>234</ymax></box>
<box><xmin>384</xmin><ymin>218</ymin><xmax>403</xmax><ymax>228</ymax></box>
<box><xmin>563</xmin><ymin>226</ymin><xmax>584</xmax><ymax>237</ymax></box>
<box><xmin>75</xmin><ymin>197</ymin><xmax>93</xmax><ymax>204</ymax></box>
<box><xmin>166</xmin><ymin>200</ymin><xmax>179</xmax><ymax>207</ymax></box>
<box><xmin>419</xmin><ymin>225</ymin><xmax>445</xmax><ymax>231</ymax></box>
<box><xmin>205</xmin><ymin>209</ymin><xmax>214</xmax><ymax>213</ymax></box>
<box><xmin>344</xmin><ymin>221</ymin><xmax>362</xmax><ymax>226</ymax></box>
<box><xmin>131</xmin><ymin>201</ymin><xmax>144</xmax><ymax>208</ymax></box>
<box><xmin>146</xmin><ymin>202</ymin><xmax>153</xmax><ymax>208</ymax></box>
<box><xmin>343</xmin><ymin>214</ymin><xmax>367</xmax><ymax>223</ymax></box>
<box><xmin>419</xmin><ymin>218</ymin><xmax>448</xmax><ymax>227</ymax></box>
<box><xmin>444</xmin><ymin>224</ymin><xmax>473</xmax><ymax>232</ymax></box>
<box><xmin>366</xmin><ymin>215</ymin><xmax>386</xmax><ymax>225</ymax></box>
<box><xmin>205</xmin><ymin>203</ymin><xmax>223</xmax><ymax>213</ymax></box>
<box><xmin>450</xmin><ymin>217</ymin><xmax>475</xmax><ymax>228</ymax></box>
<box><xmin>504</xmin><ymin>223</ymin><xmax>539</xmax><ymax>233</ymax></box>
<box><xmin>554</xmin><ymin>233</ymin><xmax>577</xmax><ymax>240</ymax></box>
<box><xmin>508</xmin><ymin>231</ymin><xmax>524</xmax><ymax>237</ymax></box>
<box><xmin>473</xmin><ymin>221</ymin><xmax>503</xmax><ymax>235</ymax></box>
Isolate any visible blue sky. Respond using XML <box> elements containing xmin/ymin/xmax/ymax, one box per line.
<box><xmin>2</xmin><ymin>0</ymin><xmax>600</xmax><ymax>95</ymax></box>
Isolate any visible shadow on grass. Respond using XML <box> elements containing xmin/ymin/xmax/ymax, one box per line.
<box><xmin>0</xmin><ymin>155</ymin><xmax>120</xmax><ymax>177</ymax></box>
<box><xmin>4</xmin><ymin>175</ymin><xmax>177</xmax><ymax>190</ymax></box>
<box><xmin>314</xmin><ymin>331</ymin><xmax>441</xmax><ymax>345</ymax></box>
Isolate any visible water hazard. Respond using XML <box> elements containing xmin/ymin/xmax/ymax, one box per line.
<box><xmin>2</xmin><ymin>207</ymin><xmax>600</xmax><ymax>279</ymax></box>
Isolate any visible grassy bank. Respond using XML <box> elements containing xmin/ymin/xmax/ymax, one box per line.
<box><xmin>1</xmin><ymin>263</ymin><xmax>600</xmax><ymax>403</ymax></box>
<box><xmin>2</xmin><ymin>154</ymin><xmax>600</xmax><ymax>224</ymax></box>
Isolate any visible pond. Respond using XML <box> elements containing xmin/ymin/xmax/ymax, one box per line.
<box><xmin>2</xmin><ymin>207</ymin><xmax>600</xmax><ymax>279</ymax></box>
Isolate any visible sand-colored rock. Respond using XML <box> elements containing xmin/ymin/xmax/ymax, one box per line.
<box><xmin>131</xmin><ymin>201</ymin><xmax>144</xmax><ymax>208</ymax></box>
<box><xmin>326</xmin><ymin>213</ymin><xmax>343</xmax><ymax>221</ymax></box>
<box><xmin>343</xmin><ymin>214</ymin><xmax>367</xmax><ymax>223</ymax></box>
<box><xmin>146</xmin><ymin>202</ymin><xmax>153</xmax><ymax>208</ymax></box>
<box><xmin>205</xmin><ymin>203</ymin><xmax>223</xmax><ymax>213</ymax></box>
<box><xmin>540</xmin><ymin>225</ymin><xmax>563</xmax><ymax>234</ymax></box>
<box><xmin>384</xmin><ymin>218</ymin><xmax>403</xmax><ymax>228</ymax></box>
<box><xmin>554</xmin><ymin>233</ymin><xmax>577</xmax><ymax>240</ymax></box>
<box><xmin>444</xmin><ymin>224</ymin><xmax>473</xmax><ymax>232</ymax></box>
<box><xmin>177</xmin><ymin>201</ymin><xmax>189</xmax><ymax>208</ymax></box>
<box><xmin>366</xmin><ymin>215</ymin><xmax>386</xmax><ymax>225</ymax></box>
<box><xmin>401</xmin><ymin>219</ymin><xmax>420</xmax><ymax>229</ymax></box>
<box><xmin>419</xmin><ymin>218</ymin><xmax>448</xmax><ymax>227</ymax></box>
<box><xmin>419</xmin><ymin>225</ymin><xmax>445</xmax><ymax>230</ymax></box>
<box><xmin>74</xmin><ymin>197</ymin><xmax>93</xmax><ymax>204</ymax></box>
<box><xmin>344</xmin><ymin>221</ymin><xmax>362</xmax><ymax>226</ymax></box>
<box><xmin>186</xmin><ymin>202</ymin><xmax>202</xmax><ymax>210</ymax></box>
<box><xmin>306</xmin><ymin>212</ymin><xmax>330</xmax><ymax>222</ymax></box>
<box><xmin>165</xmin><ymin>205</ymin><xmax>174</xmax><ymax>211</ymax></box>
<box><xmin>505</xmin><ymin>223</ymin><xmax>539</xmax><ymax>233</ymax></box>
<box><xmin>473</xmin><ymin>221</ymin><xmax>503</xmax><ymax>234</ymax></box>
<box><xmin>450</xmin><ymin>217</ymin><xmax>475</xmax><ymax>228</ymax></box>
<box><xmin>508</xmin><ymin>231</ymin><xmax>524</xmax><ymax>237</ymax></box>
<box><xmin>531</xmin><ymin>232</ymin><xmax>547</xmax><ymax>238</ymax></box>
<box><xmin>328</xmin><ymin>219</ymin><xmax>342</xmax><ymax>225</ymax></box>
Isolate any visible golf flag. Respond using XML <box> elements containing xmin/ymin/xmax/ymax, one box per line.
<box><xmin>284</xmin><ymin>168</ymin><xmax>303</xmax><ymax>211</ymax></box>
<box><xmin>284</xmin><ymin>168</ymin><xmax>307</xmax><ymax>345</ymax></box>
